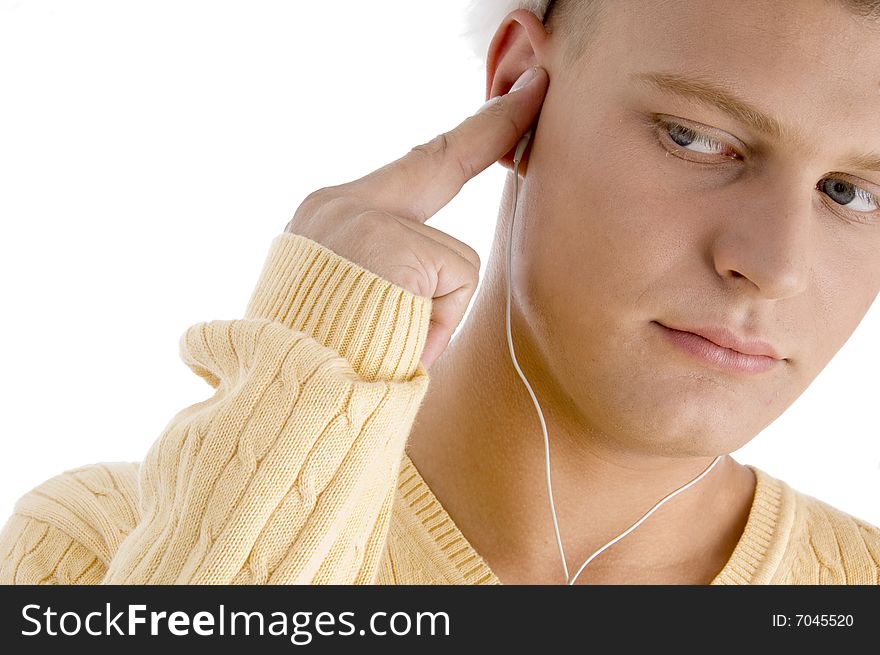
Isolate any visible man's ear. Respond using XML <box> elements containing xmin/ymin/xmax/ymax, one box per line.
<box><xmin>483</xmin><ymin>8</ymin><xmax>550</xmax><ymax>174</ymax></box>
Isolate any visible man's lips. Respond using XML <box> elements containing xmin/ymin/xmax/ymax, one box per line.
<box><xmin>658</xmin><ymin>322</ymin><xmax>784</xmax><ymax>359</ymax></box>
<box><xmin>653</xmin><ymin>321</ymin><xmax>784</xmax><ymax>374</ymax></box>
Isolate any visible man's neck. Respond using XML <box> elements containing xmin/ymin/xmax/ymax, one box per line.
<box><xmin>404</xmin><ymin>272</ymin><xmax>756</xmax><ymax>585</ymax></box>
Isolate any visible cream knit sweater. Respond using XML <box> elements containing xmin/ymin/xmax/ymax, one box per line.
<box><xmin>1</xmin><ymin>233</ymin><xmax>878</xmax><ymax>585</ymax></box>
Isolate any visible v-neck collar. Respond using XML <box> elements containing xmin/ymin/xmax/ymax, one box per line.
<box><xmin>396</xmin><ymin>452</ymin><xmax>794</xmax><ymax>585</ymax></box>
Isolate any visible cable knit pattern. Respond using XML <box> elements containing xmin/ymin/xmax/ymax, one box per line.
<box><xmin>1</xmin><ymin>232</ymin><xmax>878</xmax><ymax>585</ymax></box>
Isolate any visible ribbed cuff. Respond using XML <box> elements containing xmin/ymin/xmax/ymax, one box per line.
<box><xmin>244</xmin><ymin>232</ymin><xmax>432</xmax><ymax>382</ymax></box>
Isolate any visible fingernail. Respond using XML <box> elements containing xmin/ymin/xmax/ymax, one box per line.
<box><xmin>476</xmin><ymin>66</ymin><xmax>541</xmax><ymax>114</ymax></box>
<box><xmin>477</xmin><ymin>94</ymin><xmax>502</xmax><ymax>113</ymax></box>
<box><xmin>510</xmin><ymin>66</ymin><xmax>538</xmax><ymax>93</ymax></box>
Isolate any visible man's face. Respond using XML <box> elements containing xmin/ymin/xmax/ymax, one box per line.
<box><xmin>511</xmin><ymin>0</ymin><xmax>880</xmax><ymax>456</ymax></box>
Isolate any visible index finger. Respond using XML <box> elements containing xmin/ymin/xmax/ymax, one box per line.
<box><xmin>355</xmin><ymin>65</ymin><xmax>548</xmax><ymax>223</ymax></box>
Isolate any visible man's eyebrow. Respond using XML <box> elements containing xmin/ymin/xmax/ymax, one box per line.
<box><xmin>631</xmin><ymin>70</ymin><xmax>880</xmax><ymax>175</ymax></box>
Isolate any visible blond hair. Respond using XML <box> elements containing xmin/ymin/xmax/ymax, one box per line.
<box><xmin>460</xmin><ymin>0</ymin><xmax>880</xmax><ymax>69</ymax></box>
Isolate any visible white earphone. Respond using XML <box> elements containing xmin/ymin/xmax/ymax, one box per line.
<box><xmin>505</xmin><ymin>127</ymin><xmax>724</xmax><ymax>585</ymax></box>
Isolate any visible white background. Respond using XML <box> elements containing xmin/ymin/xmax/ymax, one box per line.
<box><xmin>1</xmin><ymin>0</ymin><xmax>877</xmax><ymax>531</ymax></box>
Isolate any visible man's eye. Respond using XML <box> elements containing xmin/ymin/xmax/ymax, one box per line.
<box><xmin>817</xmin><ymin>178</ymin><xmax>880</xmax><ymax>214</ymax></box>
<box><xmin>668</xmin><ymin>123</ymin><xmax>723</xmax><ymax>153</ymax></box>
<box><xmin>659</xmin><ymin>120</ymin><xmax>741</xmax><ymax>160</ymax></box>
<box><xmin>659</xmin><ymin>118</ymin><xmax>880</xmax><ymax>220</ymax></box>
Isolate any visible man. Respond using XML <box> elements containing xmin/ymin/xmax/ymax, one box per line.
<box><xmin>404</xmin><ymin>0</ymin><xmax>880</xmax><ymax>583</ymax></box>
<box><xmin>1</xmin><ymin>0</ymin><xmax>878</xmax><ymax>585</ymax></box>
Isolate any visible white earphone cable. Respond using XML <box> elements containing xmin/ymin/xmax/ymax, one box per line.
<box><xmin>505</xmin><ymin>129</ymin><xmax>723</xmax><ymax>585</ymax></box>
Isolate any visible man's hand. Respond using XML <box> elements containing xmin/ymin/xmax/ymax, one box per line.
<box><xmin>285</xmin><ymin>66</ymin><xmax>549</xmax><ymax>370</ymax></box>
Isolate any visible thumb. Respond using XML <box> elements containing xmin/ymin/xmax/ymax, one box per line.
<box><xmin>420</xmin><ymin>284</ymin><xmax>474</xmax><ymax>370</ymax></box>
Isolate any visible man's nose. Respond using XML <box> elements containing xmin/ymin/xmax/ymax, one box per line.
<box><xmin>709</xmin><ymin>170</ymin><xmax>814</xmax><ymax>300</ymax></box>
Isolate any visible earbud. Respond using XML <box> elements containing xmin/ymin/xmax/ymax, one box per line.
<box><xmin>514</xmin><ymin>129</ymin><xmax>533</xmax><ymax>166</ymax></box>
